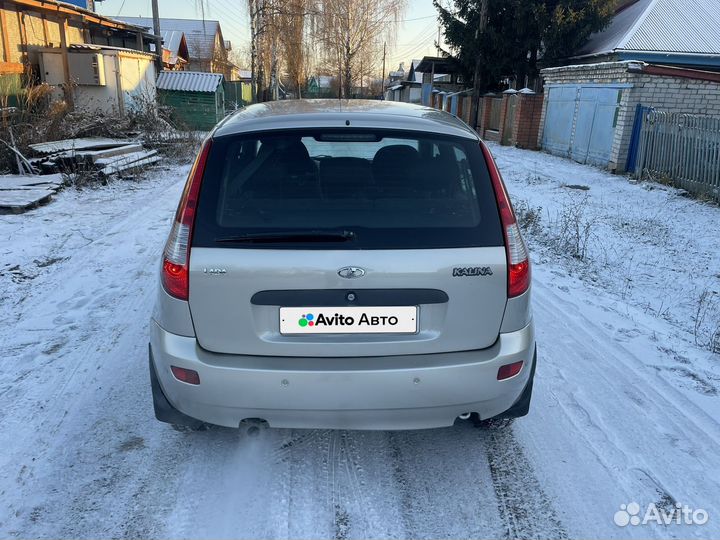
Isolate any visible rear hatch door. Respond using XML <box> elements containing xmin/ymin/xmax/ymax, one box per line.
<box><xmin>187</xmin><ymin>128</ymin><xmax>506</xmax><ymax>357</ymax></box>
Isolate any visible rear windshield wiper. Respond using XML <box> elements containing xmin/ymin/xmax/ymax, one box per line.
<box><xmin>215</xmin><ymin>230</ymin><xmax>356</xmax><ymax>244</ymax></box>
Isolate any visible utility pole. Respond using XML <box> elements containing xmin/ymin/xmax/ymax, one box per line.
<box><xmin>471</xmin><ymin>0</ymin><xmax>488</xmax><ymax>130</ymax></box>
<box><xmin>381</xmin><ymin>41</ymin><xmax>386</xmax><ymax>100</ymax></box>
<box><xmin>151</xmin><ymin>0</ymin><xmax>163</xmax><ymax>75</ymax></box>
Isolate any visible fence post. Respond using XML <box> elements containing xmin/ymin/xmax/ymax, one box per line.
<box><xmin>636</xmin><ymin>110</ymin><xmax>649</xmax><ymax>179</ymax></box>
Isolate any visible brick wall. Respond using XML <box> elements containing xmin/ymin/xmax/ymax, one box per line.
<box><xmin>477</xmin><ymin>91</ymin><xmax>544</xmax><ymax>149</ymax></box>
<box><xmin>511</xmin><ymin>94</ymin><xmax>543</xmax><ymax>149</ymax></box>
<box><xmin>613</xmin><ymin>70</ymin><xmax>720</xmax><ymax>171</ymax></box>
<box><xmin>539</xmin><ymin>61</ymin><xmax>720</xmax><ymax>172</ymax></box>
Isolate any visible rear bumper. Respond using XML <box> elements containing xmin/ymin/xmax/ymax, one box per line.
<box><xmin>149</xmin><ymin>319</ymin><xmax>535</xmax><ymax>430</ymax></box>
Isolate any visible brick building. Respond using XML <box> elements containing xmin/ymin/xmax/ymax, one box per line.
<box><xmin>537</xmin><ymin>0</ymin><xmax>720</xmax><ymax>172</ymax></box>
<box><xmin>539</xmin><ymin>61</ymin><xmax>720</xmax><ymax>173</ymax></box>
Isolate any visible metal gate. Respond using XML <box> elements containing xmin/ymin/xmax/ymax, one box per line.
<box><xmin>541</xmin><ymin>84</ymin><xmax>624</xmax><ymax>166</ymax></box>
<box><xmin>541</xmin><ymin>86</ymin><xmax>576</xmax><ymax>158</ymax></box>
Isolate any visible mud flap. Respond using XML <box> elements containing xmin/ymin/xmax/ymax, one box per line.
<box><xmin>149</xmin><ymin>344</ymin><xmax>205</xmax><ymax>429</ymax></box>
<box><xmin>493</xmin><ymin>345</ymin><xmax>537</xmax><ymax>420</ymax></box>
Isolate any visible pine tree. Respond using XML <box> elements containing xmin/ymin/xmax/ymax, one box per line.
<box><xmin>434</xmin><ymin>0</ymin><xmax>616</xmax><ymax>92</ymax></box>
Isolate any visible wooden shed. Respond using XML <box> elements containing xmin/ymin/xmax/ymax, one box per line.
<box><xmin>156</xmin><ymin>71</ymin><xmax>225</xmax><ymax>130</ymax></box>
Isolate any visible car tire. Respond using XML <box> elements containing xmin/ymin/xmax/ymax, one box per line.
<box><xmin>472</xmin><ymin>414</ymin><xmax>515</xmax><ymax>429</ymax></box>
<box><xmin>170</xmin><ymin>423</ymin><xmax>209</xmax><ymax>432</ymax></box>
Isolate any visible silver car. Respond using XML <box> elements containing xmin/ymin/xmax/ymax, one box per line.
<box><xmin>149</xmin><ymin>100</ymin><xmax>535</xmax><ymax>431</ymax></box>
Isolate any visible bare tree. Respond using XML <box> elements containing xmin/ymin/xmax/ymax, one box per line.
<box><xmin>278</xmin><ymin>0</ymin><xmax>308</xmax><ymax>98</ymax></box>
<box><xmin>244</xmin><ymin>0</ymin><xmax>402</xmax><ymax>101</ymax></box>
<box><xmin>247</xmin><ymin>0</ymin><xmax>263</xmax><ymax>101</ymax></box>
<box><xmin>247</xmin><ymin>0</ymin><xmax>292</xmax><ymax>101</ymax></box>
<box><xmin>312</xmin><ymin>0</ymin><xmax>405</xmax><ymax>98</ymax></box>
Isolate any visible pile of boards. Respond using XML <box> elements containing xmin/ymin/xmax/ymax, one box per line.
<box><xmin>28</xmin><ymin>137</ymin><xmax>161</xmax><ymax>176</ymax></box>
<box><xmin>0</xmin><ymin>137</ymin><xmax>161</xmax><ymax>213</ymax></box>
<box><xmin>0</xmin><ymin>174</ymin><xmax>63</xmax><ymax>214</ymax></box>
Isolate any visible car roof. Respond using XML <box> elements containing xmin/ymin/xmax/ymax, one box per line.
<box><xmin>212</xmin><ymin>99</ymin><xmax>479</xmax><ymax>140</ymax></box>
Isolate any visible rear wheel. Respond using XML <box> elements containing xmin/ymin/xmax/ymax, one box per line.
<box><xmin>472</xmin><ymin>414</ymin><xmax>515</xmax><ymax>429</ymax></box>
<box><xmin>170</xmin><ymin>423</ymin><xmax>209</xmax><ymax>432</ymax></box>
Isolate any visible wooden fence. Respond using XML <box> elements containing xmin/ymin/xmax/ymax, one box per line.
<box><xmin>636</xmin><ymin>110</ymin><xmax>720</xmax><ymax>200</ymax></box>
<box><xmin>486</xmin><ymin>96</ymin><xmax>503</xmax><ymax>132</ymax></box>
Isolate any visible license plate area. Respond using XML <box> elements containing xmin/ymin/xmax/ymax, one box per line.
<box><xmin>279</xmin><ymin>306</ymin><xmax>418</xmax><ymax>334</ymax></box>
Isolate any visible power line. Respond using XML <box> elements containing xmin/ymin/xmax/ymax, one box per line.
<box><xmin>389</xmin><ymin>23</ymin><xmax>437</xmax><ymax>58</ymax></box>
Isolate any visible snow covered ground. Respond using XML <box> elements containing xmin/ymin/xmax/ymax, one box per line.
<box><xmin>0</xmin><ymin>148</ymin><xmax>719</xmax><ymax>539</ymax></box>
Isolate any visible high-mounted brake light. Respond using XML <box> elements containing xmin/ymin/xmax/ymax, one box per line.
<box><xmin>481</xmin><ymin>142</ymin><xmax>531</xmax><ymax>298</ymax></box>
<box><xmin>161</xmin><ymin>139</ymin><xmax>212</xmax><ymax>300</ymax></box>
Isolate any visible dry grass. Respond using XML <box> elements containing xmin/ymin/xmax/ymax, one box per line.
<box><xmin>1</xmin><ymin>83</ymin><xmax>202</xmax><ymax>176</ymax></box>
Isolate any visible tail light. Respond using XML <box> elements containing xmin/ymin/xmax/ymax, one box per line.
<box><xmin>481</xmin><ymin>142</ymin><xmax>531</xmax><ymax>298</ymax></box>
<box><xmin>161</xmin><ymin>139</ymin><xmax>212</xmax><ymax>300</ymax></box>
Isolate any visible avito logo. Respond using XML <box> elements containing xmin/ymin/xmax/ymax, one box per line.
<box><xmin>298</xmin><ymin>312</ymin><xmax>399</xmax><ymax>328</ymax></box>
<box><xmin>298</xmin><ymin>313</ymin><xmax>315</xmax><ymax>327</ymax></box>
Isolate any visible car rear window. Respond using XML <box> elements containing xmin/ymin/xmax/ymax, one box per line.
<box><xmin>193</xmin><ymin>129</ymin><xmax>503</xmax><ymax>249</ymax></box>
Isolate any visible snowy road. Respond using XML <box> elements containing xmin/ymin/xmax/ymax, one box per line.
<box><xmin>1</xmin><ymin>152</ymin><xmax>719</xmax><ymax>539</ymax></box>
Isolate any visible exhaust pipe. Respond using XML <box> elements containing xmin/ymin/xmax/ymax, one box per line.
<box><xmin>239</xmin><ymin>418</ymin><xmax>268</xmax><ymax>437</ymax></box>
<box><xmin>458</xmin><ymin>412</ymin><xmax>472</xmax><ymax>420</ymax></box>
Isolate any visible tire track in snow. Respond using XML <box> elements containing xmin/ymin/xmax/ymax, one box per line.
<box><xmin>383</xmin><ymin>425</ymin><xmax>566</xmax><ymax>539</ymax></box>
<box><xmin>528</xmin><ymin>273</ymin><xmax>720</xmax><ymax>535</ymax></box>
<box><xmin>485</xmin><ymin>425</ymin><xmax>568</xmax><ymax>539</ymax></box>
<box><xmin>327</xmin><ymin>430</ymin><xmax>354</xmax><ymax>540</ymax></box>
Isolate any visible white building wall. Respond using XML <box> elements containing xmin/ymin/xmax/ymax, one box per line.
<box><xmin>39</xmin><ymin>48</ymin><xmax>156</xmax><ymax>115</ymax></box>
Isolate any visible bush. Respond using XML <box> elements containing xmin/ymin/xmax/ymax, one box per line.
<box><xmin>547</xmin><ymin>195</ymin><xmax>598</xmax><ymax>261</ymax></box>
<box><xmin>694</xmin><ymin>289</ymin><xmax>720</xmax><ymax>353</ymax></box>
<box><xmin>0</xmin><ymin>83</ymin><xmax>201</xmax><ymax>175</ymax></box>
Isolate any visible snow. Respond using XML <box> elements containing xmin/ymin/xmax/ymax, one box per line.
<box><xmin>0</xmin><ymin>148</ymin><xmax>719</xmax><ymax>539</ymax></box>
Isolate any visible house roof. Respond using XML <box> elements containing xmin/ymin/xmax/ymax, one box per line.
<box><xmin>67</xmin><ymin>43</ymin><xmax>155</xmax><ymax>58</ymax></box>
<box><xmin>160</xmin><ymin>30</ymin><xmax>189</xmax><ymax>64</ymax></box>
<box><xmin>415</xmin><ymin>56</ymin><xmax>461</xmax><ymax>75</ymax></box>
<box><xmin>309</xmin><ymin>75</ymin><xmax>334</xmax><ymax>88</ymax></box>
<box><xmin>405</xmin><ymin>59</ymin><xmax>423</xmax><ymax>83</ymax></box>
<box><xmin>115</xmin><ymin>17</ymin><xmax>222</xmax><ymax>60</ymax></box>
<box><xmin>10</xmin><ymin>0</ymin><xmax>152</xmax><ymax>34</ymax></box>
<box><xmin>576</xmin><ymin>0</ymin><xmax>720</xmax><ymax>58</ymax></box>
<box><xmin>156</xmin><ymin>71</ymin><xmax>223</xmax><ymax>92</ymax></box>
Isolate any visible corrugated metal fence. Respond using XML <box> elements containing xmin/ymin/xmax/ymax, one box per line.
<box><xmin>636</xmin><ymin>110</ymin><xmax>720</xmax><ymax>200</ymax></box>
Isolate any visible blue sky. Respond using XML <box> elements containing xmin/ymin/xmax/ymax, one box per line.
<box><xmin>95</xmin><ymin>0</ymin><xmax>442</xmax><ymax>71</ymax></box>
